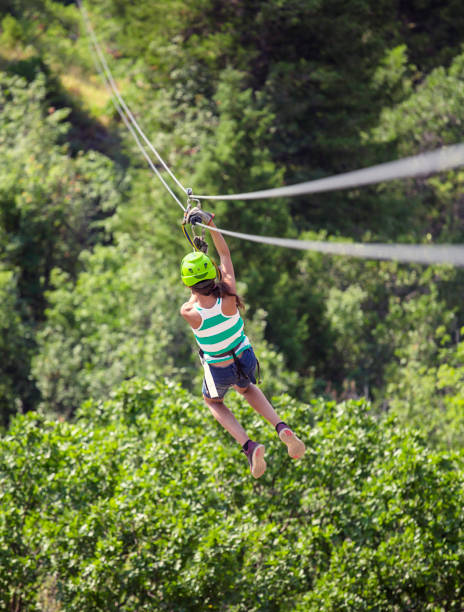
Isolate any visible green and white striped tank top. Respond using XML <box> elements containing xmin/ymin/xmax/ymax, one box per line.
<box><xmin>191</xmin><ymin>298</ymin><xmax>251</xmax><ymax>364</ymax></box>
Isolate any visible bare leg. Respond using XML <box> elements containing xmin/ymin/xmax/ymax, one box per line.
<box><xmin>234</xmin><ymin>383</ymin><xmax>282</xmax><ymax>426</ymax></box>
<box><xmin>203</xmin><ymin>395</ymin><xmax>249</xmax><ymax>445</ymax></box>
<box><xmin>235</xmin><ymin>383</ymin><xmax>305</xmax><ymax>459</ymax></box>
<box><xmin>204</xmin><ymin>395</ymin><xmax>267</xmax><ymax>477</ymax></box>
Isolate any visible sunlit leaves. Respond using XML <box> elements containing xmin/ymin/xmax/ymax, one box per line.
<box><xmin>1</xmin><ymin>383</ymin><xmax>464</xmax><ymax>609</ymax></box>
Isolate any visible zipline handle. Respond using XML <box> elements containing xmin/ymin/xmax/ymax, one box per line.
<box><xmin>182</xmin><ymin>190</ymin><xmax>209</xmax><ymax>253</ymax></box>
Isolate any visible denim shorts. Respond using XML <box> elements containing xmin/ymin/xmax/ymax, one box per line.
<box><xmin>202</xmin><ymin>348</ymin><xmax>257</xmax><ymax>399</ymax></box>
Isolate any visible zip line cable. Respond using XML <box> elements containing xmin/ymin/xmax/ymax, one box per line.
<box><xmin>77</xmin><ymin>1</ymin><xmax>464</xmax><ymax>267</ymax></box>
<box><xmin>111</xmin><ymin>93</ymin><xmax>186</xmax><ymax>212</ymax></box>
<box><xmin>198</xmin><ymin>223</ymin><xmax>464</xmax><ymax>267</ymax></box>
<box><xmin>77</xmin><ymin>0</ymin><xmax>187</xmax><ymax>205</ymax></box>
<box><xmin>192</xmin><ymin>143</ymin><xmax>464</xmax><ymax>201</ymax></box>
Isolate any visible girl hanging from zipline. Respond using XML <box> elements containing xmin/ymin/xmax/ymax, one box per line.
<box><xmin>180</xmin><ymin>208</ymin><xmax>305</xmax><ymax>478</ymax></box>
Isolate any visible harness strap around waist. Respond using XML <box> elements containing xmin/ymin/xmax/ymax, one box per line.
<box><xmin>198</xmin><ymin>347</ymin><xmax>261</xmax><ymax>384</ymax></box>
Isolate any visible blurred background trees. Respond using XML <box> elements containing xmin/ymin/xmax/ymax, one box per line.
<box><xmin>1</xmin><ymin>0</ymin><xmax>464</xmax><ymax>443</ymax></box>
<box><xmin>2</xmin><ymin>1</ymin><xmax>464</xmax><ymax>607</ymax></box>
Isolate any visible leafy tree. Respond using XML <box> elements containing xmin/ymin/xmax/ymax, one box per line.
<box><xmin>32</xmin><ymin>239</ymin><xmax>194</xmax><ymax>417</ymax></box>
<box><xmin>325</xmin><ymin>284</ymin><xmax>369</xmax><ymax>375</ymax></box>
<box><xmin>395</xmin><ymin>0</ymin><xmax>464</xmax><ymax>72</ymax></box>
<box><xmin>0</xmin><ymin>70</ymin><xmax>123</xmax><ymax>423</ymax></box>
<box><xmin>1</xmin><ymin>380</ymin><xmax>464</xmax><ymax>609</ymax></box>
<box><xmin>0</xmin><ymin>266</ymin><xmax>39</xmax><ymax>427</ymax></box>
<box><xmin>294</xmin><ymin>241</ymin><xmax>463</xmax><ymax>405</ymax></box>
<box><xmin>370</xmin><ymin>51</ymin><xmax>464</xmax><ymax>242</ymax></box>
<box><xmin>0</xmin><ymin>71</ymin><xmax>122</xmax><ymax>318</ymax></box>
<box><xmin>386</xmin><ymin>327</ymin><xmax>464</xmax><ymax>451</ymax></box>
<box><xmin>2</xmin><ymin>0</ymin><xmax>464</xmax><ymax>441</ymax></box>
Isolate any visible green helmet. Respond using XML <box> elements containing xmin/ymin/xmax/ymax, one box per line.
<box><xmin>181</xmin><ymin>251</ymin><xmax>216</xmax><ymax>287</ymax></box>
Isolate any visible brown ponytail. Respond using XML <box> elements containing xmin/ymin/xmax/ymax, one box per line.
<box><xmin>192</xmin><ymin>279</ymin><xmax>245</xmax><ymax>310</ymax></box>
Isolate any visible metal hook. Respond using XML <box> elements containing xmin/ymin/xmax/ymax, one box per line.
<box><xmin>186</xmin><ymin>187</ymin><xmax>201</xmax><ymax>211</ymax></box>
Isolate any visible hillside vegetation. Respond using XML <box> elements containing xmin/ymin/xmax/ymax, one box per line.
<box><xmin>1</xmin><ymin>0</ymin><xmax>464</xmax><ymax>608</ymax></box>
<box><xmin>2</xmin><ymin>380</ymin><xmax>464</xmax><ymax>610</ymax></box>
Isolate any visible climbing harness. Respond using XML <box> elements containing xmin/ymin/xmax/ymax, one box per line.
<box><xmin>199</xmin><ymin>347</ymin><xmax>261</xmax><ymax>399</ymax></box>
<box><xmin>198</xmin><ymin>349</ymin><xmax>219</xmax><ymax>398</ymax></box>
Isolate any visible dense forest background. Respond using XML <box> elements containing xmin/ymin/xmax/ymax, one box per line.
<box><xmin>1</xmin><ymin>0</ymin><xmax>464</xmax><ymax>609</ymax></box>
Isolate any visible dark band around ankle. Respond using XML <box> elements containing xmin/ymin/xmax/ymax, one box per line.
<box><xmin>275</xmin><ymin>422</ymin><xmax>288</xmax><ymax>434</ymax></box>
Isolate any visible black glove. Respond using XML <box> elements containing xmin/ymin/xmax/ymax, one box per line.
<box><xmin>186</xmin><ymin>206</ymin><xmax>214</xmax><ymax>226</ymax></box>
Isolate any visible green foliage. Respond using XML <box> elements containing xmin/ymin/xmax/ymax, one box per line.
<box><xmin>0</xmin><ymin>71</ymin><xmax>122</xmax><ymax>316</ymax></box>
<box><xmin>4</xmin><ymin>0</ymin><xmax>464</xmax><ymax>425</ymax></box>
<box><xmin>325</xmin><ymin>284</ymin><xmax>368</xmax><ymax>373</ymax></box>
<box><xmin>1</xmin><ymin>381</ymin><xmax>464</xmax><ymax>609</ymax></box>
<box><xmin>373</xmin><ymin>51</ymin><xmax>464</xmax><ymax>153</ymax></box>
<box><xmin>2</xmin><ymin>3</ymin><xmax>464</xmax><ymax>607</ymax></box>
<box><xmin>372</xmin><ymin>45</ymin><xmax>413</xmax><ymax>104</ymax></box>
<box><xmin>0</xmin><ymin>70</ymin><xmax>123</xmax><ymax>425</ymax></box>
<box><xmin>392</xmin><ymin>0</ymin><xmax>464</xmax><ymax>72</ymax></box>
<box><xmin>0</xmin><ymin>14</ymin><xmax>24</xmax><ymax>47</ymax></box>
<box><xmin>386</xmin><ymin>328</ymin><xmax>464</xmax><ymax>451</ymax></box>
<box><xmin>295</xmin><ymin>243</ymin><xmax>463</xmax><ymax>402</ymax></box>
<box><xmin>0</xmin><ymin>266</ymin><xmax>39</xmax><ymax>426</ymax></box>
<box><xmin>32</xmin><ymin>238</ymin><xmax>195</xmax><ymax>416</ymax></box>
<box><xmin>370</xmin><ymin>51</ymin><xmax>464</xmax><ymax>241</ymax></box>
<box><xmin>244</xmin><ymin>307</ymin><xmax>306</xmax><ymax>400</ymax></box>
